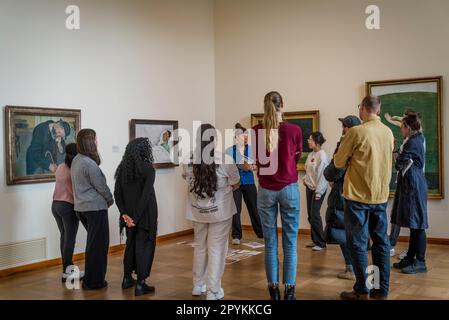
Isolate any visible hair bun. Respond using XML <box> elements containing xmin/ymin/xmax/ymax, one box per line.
<box><xmin>235</xmin><ymin>123</ymin><xmax>247</xmax><ymax>132</ymax></box>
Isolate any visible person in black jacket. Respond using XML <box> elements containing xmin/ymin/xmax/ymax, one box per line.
<box><xmin>324</xmin><ymin>115</ymin><xmax>361</xmax><ymax>280</ymax></box>
<box><xmin>114</xmin><ymin>137</ymin><xmax>158</xmax><ymax>296</ymax></box>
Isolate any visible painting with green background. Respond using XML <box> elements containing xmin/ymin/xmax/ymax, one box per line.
<box><xmin>368</xmin><ymin>77</ymin><xmax>443</xmax><ymax>198</ymax></box>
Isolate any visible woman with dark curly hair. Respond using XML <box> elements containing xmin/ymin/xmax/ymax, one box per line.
<box><xmin>114</xmin><ymin>137</ymin><xmax>158</xmax><ymax>296</ymax></box>
<box><xmin>182</xmin><ymin>123</ymin><xmax>240</xmax><ymax>300</ymax></box>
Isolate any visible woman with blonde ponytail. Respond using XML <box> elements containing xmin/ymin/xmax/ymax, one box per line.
<box><xmin>252</xmin><ymin>91</ymin><xmax>303</xmax><ymax>300</ymax></box>
<box><xmin>263</xmin><ymin>94</ymin><xmax>282</xmax><ymax>153</ymax></box>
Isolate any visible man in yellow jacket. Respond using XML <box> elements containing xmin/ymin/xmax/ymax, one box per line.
<box><xmin>334</xmin><ymin>95</ymin><xmax>394</xmax><ymax>300</ymax></box>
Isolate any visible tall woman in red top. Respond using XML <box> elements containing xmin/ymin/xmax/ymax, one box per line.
<box><xmin>252</xmin><ymin>91</ymin><xmax>302</xmax><ymax>300</ymax></box>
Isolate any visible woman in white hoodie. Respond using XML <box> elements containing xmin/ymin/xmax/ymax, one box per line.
<box><xmin>303</xmin><ymin>132</ymin><xmax>330</xmax><ymax>251</ymax></box>
<box><xmin>182</xmin><ymin>123</ymin><xmax>240</xmax><ymax>300</ymax></box>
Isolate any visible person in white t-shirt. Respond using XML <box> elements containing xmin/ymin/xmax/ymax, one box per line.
<box><xmin>182</xmin><ymin>123</ymin><xmax>240</xmax><ymax>300</ymax></box>
<box><xmin>303</xmin><ymin>132</ymin><xmax>330</xmax><ymax>251</ymax></box>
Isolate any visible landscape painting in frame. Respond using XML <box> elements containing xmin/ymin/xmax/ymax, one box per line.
<box><xmin>366</xmin><ymin>76</ymin><xmax>444</xmax><ymax>199</ymax></box>
<box><xmin>5</xmin><ymin>106</ymin><xmax>81</xmax><ymax>185</ymax></box>
<box><xmin>251</xmin><ymin>111</ymin><xmax>320</xmax><ymax>171</ymax></box>
<box><xmin>129</xmin><ymin>119</ymin><xmax>178</xmax><ymax>169</ymax></box>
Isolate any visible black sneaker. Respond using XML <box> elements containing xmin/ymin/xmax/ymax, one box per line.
<box><xmin>284</xmin><ymin>285</ymin><xmax>296</xmax><ymax>300</ymax></box>
<box><xmin>268</xmin><ymin>285</ymin><xmax>280</xmax><ymax>300</ymax></box>
<box><xmin>401</xmin><ymin>260</ymin><xmax>427</xmax><ymax>274</ymax></box>
<box><xmin>393</xmin><ymin>258</ymin><xmax>413</xmax><ymax>269</ymax></box>
<box><xmin>135</xmin><ymin>282</ymin><xmax>155</xmax><ymax>296</ymax></box>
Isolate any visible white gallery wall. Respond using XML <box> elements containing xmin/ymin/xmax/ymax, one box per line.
<box><xmin>0</xmin><ymin>0</ymin><xmax>215</xmax><ymax>266</ymax></box>
<box><xmin>1</xmin><ymin>0</ymin><xmax>449</xmax><ymax>269</ymax></box>
<box><xmin>214</xmin><ymin>0</ymin><xmax>449</xmax><ymax>238</ymax></box>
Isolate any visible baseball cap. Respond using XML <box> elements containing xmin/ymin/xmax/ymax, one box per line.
<box><xmin>338</xmin><ymin>115</ymin><xmax>361</xmax><ymax>128</ymax></box>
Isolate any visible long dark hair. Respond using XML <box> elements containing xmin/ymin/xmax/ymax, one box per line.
<box><xmin>76</xmin><ymin>129</ymin><xmax>101</xmax><ymax>165</ymax></box>
<box><xmin>65</xmin><ymin>143</ymin><xmax>78</xmax><ymax>168</ymax></box>
<box><xmin>191</xmin><ymin>123</ymin><xmax>217</xmax><ymax>199</ymax></box>
<box><xmin>115</xmin><ymin>137</ymin><xmax>153</xmax><ymax>184</ymax></box>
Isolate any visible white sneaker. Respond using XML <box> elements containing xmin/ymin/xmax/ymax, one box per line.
<box><xmin>312</xmin><ymin>245</ymin><xmax>326</xmax><ymax>251</ymax></box>
<box><xmin>398</xmin><ymin>250</ymin><xmax>408</xmax><ymax>260</ymax></box>
<box><xmin>192</xmin><ymin>284</ymin><xmax>207</xmax><ymax>296</ymax></box>
<box><xmin>232</xmin><ymin>239</ymin><xmax>240</xmax><ymax>245</ymax></box>
<box><xmin>390</xmin><ymin>248</ymin><xmax>396</xmax><ymax>257</ymax></box>
<box><xmin>206</xmin><ymin>288</ymin><xmax>224</xmax><ymax>300</ymax></box>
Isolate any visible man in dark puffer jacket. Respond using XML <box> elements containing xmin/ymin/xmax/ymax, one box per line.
<box><xmin>324</xmin><ymin>115</ymin><xmax>361</xmax><ymax>280</ymax></box>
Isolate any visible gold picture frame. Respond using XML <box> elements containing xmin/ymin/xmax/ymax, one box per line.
<box><xmin>5</xmin><ymin>105</ymin><xmax>81</xmax><ymax>185</ymax></box>
<box><xmin>251</xmin><ymin>110</ymin><xmax>320</xmax><ymax>171</ymax></box>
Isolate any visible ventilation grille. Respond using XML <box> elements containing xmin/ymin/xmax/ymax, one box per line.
<box><xmin>0</xmin><ymin>238</ymin><xmax>47</xmax><ymax>270</ymax></box>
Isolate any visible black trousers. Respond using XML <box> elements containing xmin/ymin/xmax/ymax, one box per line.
<box><xmin>123</xmin><ymin>227</ymin><xmax>156</xmax><ymax>282</ymax></box>
<box><xmin>52</xmin><ymin>201</ymin><xmax>85</xmax><ymax>272</ymax></box>
<box><xmin>305</xmin><ymin>186</ymin><xmax>326</xmax><ymax>248</ymax></box>
<box><xmin>406</xmin><ymin>229</ymin><xmax>427</xmax><ymax>262</ymax></box>
<box><xmin>232</xmin><ymin>184</ymin><xmax>263</xmax><ymax>240</ymax></box>
<box><xmin>77</xmin><ymin>210</ymin><xmax>109</xmax><ymax>288</ymax></box>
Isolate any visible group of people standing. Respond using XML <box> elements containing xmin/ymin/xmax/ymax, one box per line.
<box><xmin>51</xmin><ymin>129</ymin><xmax>157</xmax><ymax>296</ymax></box>
<box><xmin>49</xmin><ymin>91</ymin><xmax>429</xmax><ymax>301</ymax></box>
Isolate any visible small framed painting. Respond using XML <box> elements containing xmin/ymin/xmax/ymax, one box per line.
<box><xmin>5</xmin><ymin>105</ymin><xmax>81</xmax><ymax>185</ymax></box>
<box><xmin>251</xmin><ymin>110</ymin><xmax>320</xmax><ymax>171</ymax></box>
<box><xmin>129</xmin><ymin>119</ymin><xmax>178</xmax><ymax>169</ymax></box>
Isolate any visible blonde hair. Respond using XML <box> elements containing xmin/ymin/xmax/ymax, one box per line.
<box><xmin>263</xmin><ymin>91</ymin><xmax>283</xmax><ymax>152</ymax></box>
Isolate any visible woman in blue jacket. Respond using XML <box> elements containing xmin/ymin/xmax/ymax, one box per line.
<box><xmin>391</xmin><ymin>112</ymin><xmax>428</xmax><ymax>274</ymax></box>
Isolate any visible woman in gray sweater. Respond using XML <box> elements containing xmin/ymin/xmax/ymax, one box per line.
<box><xmin>71</xmin><ymin>129</ymin><xmax>114</xmax><ymax>290</ymax></box>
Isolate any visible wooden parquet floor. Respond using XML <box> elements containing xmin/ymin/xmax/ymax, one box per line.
<box><xmin>1</xmin><ymin>232</ymin><xmax>449</xmax><ymax>300</ymax></box>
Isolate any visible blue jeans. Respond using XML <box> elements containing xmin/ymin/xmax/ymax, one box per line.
<box><xmin>257</xmin><ymin>183</ymin><xmax>300</xmax><ymax>286</ymax></box>
<box><xmin>344</xmin><ymin>200</ymin><xmax>390</xmax><ymax>295</ymax></box>
<box><xmin>331</xmin><ymin>228</ymin><xmax>352</xmax><ymax>267</ymax></box>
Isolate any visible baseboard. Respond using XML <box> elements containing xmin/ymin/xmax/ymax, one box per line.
<box><xmin>397</xmin><ymin>235</ymin><xmax>449</xmax><ymax>246</ymax></box>
<box><xmin>242</xmin><ymin>225</ymin><xmax>449</xmax><ymax>245</ymax></box>
<box><xmin>156</xmin><ymin>228</ymin><xmax>194</xmax><ymax>243</ymax></box>
<box><xmin>0</xmin><ymin>228</ymin><xmax>193</xmax><ymax>279</ymax></box>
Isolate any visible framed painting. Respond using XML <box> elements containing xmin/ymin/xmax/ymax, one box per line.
<box><xmin>251</xmin><ymin>110</ymin><xmax>320</xmax><ymax>171</ymax></box>
<box><xmin>5</xmin><ymin>106</ymin><xmax>81</xmax><ymax>185</ymax></box>
<box><xmin>366</xmin><ymin>76</ymin><xmax>444</xmax><ymax>199</ymax></box>
<box><xmin>129</xmin><ymin>119</ymin><xmax>178</xmax><ymax>169</ymax></box>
